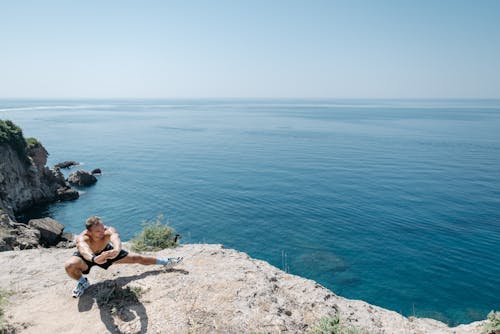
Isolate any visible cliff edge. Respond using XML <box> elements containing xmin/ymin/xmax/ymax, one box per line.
<box><xmin>0</xmin><ymin>244</ymin><xmax>484</xmax><ymax>334</ymax></box>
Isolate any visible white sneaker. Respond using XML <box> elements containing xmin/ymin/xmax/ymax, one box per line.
<box><xmin>72</xmin><ymin>277</ymin><xmax>90</xmax><ymax>298</ymax></box>
<box><xmin>162</xmin><ymin>257</ymin><xmax>183</xmax><ymax>268</ymax></box>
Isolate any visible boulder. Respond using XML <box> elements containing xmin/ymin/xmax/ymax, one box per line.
<box><xmin>91</xmin><ymin>168</ymin><xmax>102</xmax><ymax>175</ymax></box>
<box><xmin>56</xmin><ymin>232</ymin><xmax>75</xmax><ymax>248</ymax></box>
<box><xmin>14</xmin><ymin>225</ymin><xmax>41</xmax><ymax>250</ymax></box>
<box><xmin>28</xmin><ymin>217</ymin><xmax>64</xmax><ymax>247</ymax></box>
<box><xmin>67</xmin><ymin>170</ymin><xmax>97</xmax><ymax>187</ymax></box>
<box><xmin>0</xmin><ymin>229</ymin><xmax>16</xmax><ymax>251</ymax></box>
<box><xmin>57</xmin><ymin>187</ymin><xmax>79</xmax><ymax>201</ymax></box>
<box><xmin>54</xmin><ymin>161</ymin><xmax>80</xmax><ymax>169</ymax></box>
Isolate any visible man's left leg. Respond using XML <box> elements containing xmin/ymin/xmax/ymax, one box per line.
<box><xmin>114</xmin><ymin>253</ymin><xmax>183</xmax><ymax>267</ymax></box>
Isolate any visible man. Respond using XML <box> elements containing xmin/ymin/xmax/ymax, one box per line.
<box><xmin>65</xmin><ymin>216</ymin><xmax>183</xmax><ymax>298</ymax></box>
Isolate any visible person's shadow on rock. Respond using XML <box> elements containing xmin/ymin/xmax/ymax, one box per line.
<box><xmin>78</xmin><ymin>269</ymin><xmax>188</xmax><ymax>334</ymax></box>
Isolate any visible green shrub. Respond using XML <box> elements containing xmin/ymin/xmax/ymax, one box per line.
<box><xmin>130</xmin><ymin>215</ymin><xmax>178</xmax><ymax>252</ymax></box>
<box><xmin>26</xmin><ymin>137</ymin><xmax>42</xmax><ymax>150</ymax></box>
<box><xmin>0</xmin><ymin>119</ymin><xmax>38</xmax><ymax>165</ymax></box>
<box><xmin>483</xmin><ymin>311</ymin><xmax>500</xmax><ymax>334</ymax></box>
<box><xmin>95</xmin><ymin>281</ymin><xmax>145</xmax><ymax>318</ymax></box>
<box><xmin>307</xmin><ymin>315</ymin><xmax>367</xmax><ymax>334</ymax></box>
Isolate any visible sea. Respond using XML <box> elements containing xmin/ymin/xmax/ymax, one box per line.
<box><xmin>1</xmin><ymin>99</ymin><xmax>499</xmax><ymax>325</ymax></box>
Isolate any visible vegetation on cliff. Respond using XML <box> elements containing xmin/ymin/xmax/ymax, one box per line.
<box><xmin>307</xmin><ymin>315</ymin><xmax>366</xmax><ymax>334</ymax></box>
<box><xmin>130</xmin><ymin>215</ymin><xmax>178</xmax><ymax>252</ymax></box>
<box><xmin>0</xmin><ymin>288</ymin><xmax>9</xmax><ymax>332</ymax></box>
<box><xmin>0</xmin><ymin>119</ymin><xmax>41</xmax><ymax>165</ymax></box>
<box><xmin>483</xmin><ymin>311</ymin><xmax>500</xmax><ymax>334</ymax></box>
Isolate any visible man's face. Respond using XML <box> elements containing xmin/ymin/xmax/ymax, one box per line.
<box><xmin>89</xmin><ymin>222</ymin><xmax>105</xmax><ymax>240</ymax></box>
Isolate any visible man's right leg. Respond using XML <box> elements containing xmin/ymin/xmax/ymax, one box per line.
<box><xmin>65</xmin><ymin>256</ymin><xmax>89</xmax><ymax>280</ymax></box>
<box><xmin>65</xmin><ymin>256</ymin><xmax>90</xmax><ymax>298</ymax></box>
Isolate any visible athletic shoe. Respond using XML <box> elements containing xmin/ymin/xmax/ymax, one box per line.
<box><xmin>162</xmin><ymin>257</ymin><xmax>183</xmax><ymax>268</ymax></box>
<box><xmin>72</xmin><ymin>277</ymin><xmax>90</xmax><ymax>298</ymax></box>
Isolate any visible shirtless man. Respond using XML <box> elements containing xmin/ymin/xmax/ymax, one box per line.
<box><xmin>65</xmin><ymin>216</ymin><xmax>182</xmax><ymax>297</ymax></box>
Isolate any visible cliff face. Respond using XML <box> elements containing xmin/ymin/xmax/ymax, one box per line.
<box><xmin>0</xmin><ymin>142</ymin><xmax>73</xmax><ymax>251</ymax></box>
<box><xmin>0</xmin><ymin>143</ymin><xmax>65</xmax><ymax>217</ymax></box>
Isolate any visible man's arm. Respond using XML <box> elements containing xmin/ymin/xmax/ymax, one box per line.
<box><xmin>105</xmin><ymin>227</ymin><xmax>122</xmax><ymax>259</ymax></box>
<box><xmin>76</xmin><ymin>234</ymin><xmax>95</xmax><ymax>262</ymax></box>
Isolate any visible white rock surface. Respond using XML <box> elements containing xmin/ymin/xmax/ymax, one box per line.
<box><xmin>0</xmin><ymin>244</ymin><xmax>485</xmax><ymax>334</ymax></box>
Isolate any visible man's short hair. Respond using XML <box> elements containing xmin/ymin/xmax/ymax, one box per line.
<box><xmin>85</xmin><ymin>216</ymin><xmax>103</xmax><ymax>230</ymax></box>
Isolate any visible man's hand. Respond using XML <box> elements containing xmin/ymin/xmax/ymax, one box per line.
<box><xmin>102</xmin><ymin>249</ymin><xmax>120</xmax><ymax>260</ymax></box>
<box><xmin>93</xmin><ymin>254</ymin><xmax>108</xmax><ymax>265</ymax></box>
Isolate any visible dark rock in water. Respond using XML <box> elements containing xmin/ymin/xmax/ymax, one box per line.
<box><xmin>298</xmin><ymin>251</ymin><xmax>350</xmax><ymax>274</ymax></box>
<box><xmin>54</xmin><ymin>161</ymin><xmax>80</xmax><ymax>169</ymax></box>
<box><xmin>28</xmin><ymin>217</ymin><xmax>64</xmax><ymax>247</ymax></box>
<box><xmin>91</xmin><ymin>168</ymin><xmax>102</xmax><ymax>175</ymax></box>
<box><xmin>67</xmin><ymin>170</ymin><xmax>97</xmax><ymax>187</ymax></box>
<box><xmin>57</xmin><ymin>187</ymin><xmax>79</xmax><ymax>201</ymax></box>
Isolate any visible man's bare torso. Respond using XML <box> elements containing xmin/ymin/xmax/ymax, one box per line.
<box><xmin>80</xmin><ymin>227</ymin><xmax>112</xmax><ymax>253</ymax></box>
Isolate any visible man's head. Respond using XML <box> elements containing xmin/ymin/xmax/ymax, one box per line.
<box><xmin>85</xmin><ymin>216</ymin><xmax>105</xmax><ymax>239</ymax></box>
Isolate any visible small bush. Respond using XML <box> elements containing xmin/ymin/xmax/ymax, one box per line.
<box><xmin>483</xmin><ymin>311</ymin><xmax>500</xmax><ymax>334</ymax></box>
<box><xmin>130</xmin><ymin>215</ymin><xmax>178</xmax><ymax>252</ymax></box>
<box><xmin>95</xmin><ymin>281</ymin><xmax>145</xmax><ymax>319</ymax></box>
<box><xmin>0</xmin><ymin>119</ymin><xmax>39</xmax><ymax>165</ymax></box>
<box><xmin>307</xmin><ymin>315</ymin><xmax>367</xmax><ymax>334</ymax></box>
<box><xmin>25</xmin><ymin>137</ymin><xmax>42</xmax><ymax>150</ymax></box>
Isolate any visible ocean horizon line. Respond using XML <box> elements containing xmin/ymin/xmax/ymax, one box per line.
<box><xmin>1</xmin><ymin>97</ymin><xmax>500</xmax><ymax>101</ymax></box>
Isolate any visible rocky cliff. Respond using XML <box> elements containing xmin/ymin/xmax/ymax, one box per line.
<box><xmin>0</xmin><ymin>143</ymin><xmax>65</xmax><ymax>217</ymax></box>
<box><xmin>0</xmin><ymin>120</ymin><xmax>77</xmax><ymax>250</ymax></box>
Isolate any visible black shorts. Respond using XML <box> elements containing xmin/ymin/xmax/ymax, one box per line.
<box><xmin>73</xmin><ymin>243</ymin><xmax>129</xmax><ymax>274</ymax></box>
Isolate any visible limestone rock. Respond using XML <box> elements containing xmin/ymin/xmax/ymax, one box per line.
<box><xmin>56</xmin><ymin>232</ymin><xmax>75</xmax><ymax>248</ymax></box>
<box><xmin>67</xmin><ymin>170</ymin><xmax>97</xmax><ymax>187</ymax></box>
<box><xmin>14</xmin><ymin>225</ymin><xmax>41</xmax><ymax>249</ymax></box>
<box><xmin>28</xmin><ymin>217</ymin><xmax>64</xmax><ymax>247</ymax></box>
<box><xmin>0</xmin><ymin>244</ymin><xmax>486</xmax><ymax>334</ymax></box>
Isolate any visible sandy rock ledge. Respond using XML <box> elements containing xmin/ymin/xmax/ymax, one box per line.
<box><xmin>0</xmin><ymin>244</ymin><xmax>485</xmax><ymax>334</ymax></box>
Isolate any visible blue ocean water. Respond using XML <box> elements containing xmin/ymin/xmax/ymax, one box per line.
<box><xmin>1</xmin><ymin>99</ymin><xmax>499</xmax><ymax>325</ymax></box>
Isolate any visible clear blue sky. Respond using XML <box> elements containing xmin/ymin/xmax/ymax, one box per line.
<box><xmin>1</xmin><ymin>0</ymin><xmax>499</xmax><ymax>99</ymax></box>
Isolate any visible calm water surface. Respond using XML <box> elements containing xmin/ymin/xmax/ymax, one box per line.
<box><xmin>1</xmin><ymin>99</ymin><xmax>499</xmax><ymax>325</ymax></box>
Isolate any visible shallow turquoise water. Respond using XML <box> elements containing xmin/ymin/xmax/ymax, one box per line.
<box><xmin>1</xmin><ymin>99</ymin><xmax>499</xmax><ymax>325</ymax></box>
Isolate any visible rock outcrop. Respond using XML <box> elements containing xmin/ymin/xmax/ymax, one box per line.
<box><xmin>0</xmin><ymin>244</ymin><xmax>486</xmax><ymax>334</ymax></box>
<box><xmin>0</xmin><ymin>144</ymin><xmax>78</xmax><ymax>218</ymax></box>
<box><xmin>28</xmin><ymin>217</ymin><xmax>64</xmax><ymax>247</ymax></box>
<box><xmin>0</xmin><ymin>208</ymin><xmax>73</xmax><ymax>251</ymax></box>
<box><xmin>68</xmin><ymin>169</ymin><xmax>98</xmax><ymax>187</ymax></box>
<box><xmin>54</xmin><ymin>160</ymin><xmax>80</xmax><ymax>169</ymax></box>
<box><xmin>0</xmin><ymin>123</ymin><xmax>79</xmax><ymax>250</ymax></box>
<box><xmin>91</xmin><ymin>168</ymin><xmax>102</xmax><ymax>175</ymax></box>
